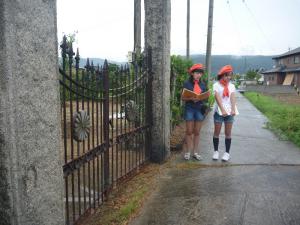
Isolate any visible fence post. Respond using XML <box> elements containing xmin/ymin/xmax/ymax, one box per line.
<box><xmin>144</xmin><ymin>0</ymin><xmax>171</xmax><ymax>163</ymax></box>
<box><xmin>0</xmin><ymin>1</ymin><xmax>65</xmax><ymax>224</ymax></box>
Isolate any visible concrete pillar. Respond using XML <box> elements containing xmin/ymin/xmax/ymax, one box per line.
<box><xmin>0</xmin><ymin>1</ymin><xmax>65</xmax><ymax>225</ymax></box>
<box><xmin>144</xmin><ymin>0</ymin><xmax>171</xmax><ymax>163</ymax></box>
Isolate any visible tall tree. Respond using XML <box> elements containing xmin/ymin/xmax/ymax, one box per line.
<box><xmin>186</xmin><ymin>0</ymin><xmax>190</xmax><ymax>59</ymax></box>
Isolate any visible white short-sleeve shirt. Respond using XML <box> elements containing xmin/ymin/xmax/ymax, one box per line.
<box><xmin>213</xmin><ymin>81</ymin><xmax>236</xmax><ymax>112</ymax></box>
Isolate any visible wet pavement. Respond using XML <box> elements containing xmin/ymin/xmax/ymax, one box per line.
<box><xmin>129</xmin><ymin>92</ymin><xmax>300</xmax><ymax>225</ymax></box>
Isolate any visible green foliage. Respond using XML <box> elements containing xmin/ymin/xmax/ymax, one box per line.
<box><xmin>170</xmin><ymin>55</ymin><xmax>193</xmax><ymax>126</ymax></box>
<box><xmin>245</xmin><ymin>69</ymin><xmax>261</xmax><ymax>81</ymax></box>
<box><xmin>244</xmin><ymin>92</ymin><xmax>300</xmax><ymax>148</ymax></box>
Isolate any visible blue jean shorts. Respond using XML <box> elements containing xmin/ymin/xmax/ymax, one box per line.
<box><xmin>214</xmin><ymin>112</ymin><xmax>234</xmax><ymax>124</ymax></box>
<box><xmin>184</xmin><ymin>107</ymin><xmax>205</xmax><ymax>121</ymax></box>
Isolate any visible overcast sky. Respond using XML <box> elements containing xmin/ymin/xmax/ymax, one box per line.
<box><xmin>57</xmin><ymin>0</ymin><xmax>300</xmax><ymax>62</ymax></box>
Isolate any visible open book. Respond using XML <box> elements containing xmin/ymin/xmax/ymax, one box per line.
<box><xmin>217</xmin><ymin>103</ymin><xmax>239</xmax><ymax>116</ymax></box>
<box><xmin>182</xmin><ymin>88</ymin><xmax>210</xmax><ymax>101</ymax></box>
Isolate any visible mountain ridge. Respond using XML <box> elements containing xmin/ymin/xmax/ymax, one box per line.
<box><xmin>61</xmin><ymin>54</ymin><xmax>274</xmax><ymax>75</ymax></box>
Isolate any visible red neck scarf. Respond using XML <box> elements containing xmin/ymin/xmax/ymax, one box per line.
<box><xmin>193</xmin><ymin>80</ymin><xmax>202</xmax><ymax>94</ymax></box>
<box><xmin>219</xmin><ymin>79</ymin><xmax>229</xmax><ymax>97</ymax></box>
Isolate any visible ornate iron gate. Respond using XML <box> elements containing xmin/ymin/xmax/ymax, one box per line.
<box><xmin>59</xmin><ymin>36</ymin><xmax>152</xmax><ymax>225</ymax></box>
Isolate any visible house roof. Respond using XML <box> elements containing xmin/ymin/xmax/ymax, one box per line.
<box><xmin>262</xmin><ymin>67</ymin><xmax>284</xmax><ymax>74</ymax></box>
<box><xmin>272</xmin><ymin>47</ymin><xmax>300</xmax><ymax>59</ymax></box>
<box><xmin>283</xmin><ymin>67</ymin><xmax>300</xmax><ymax>73</ymax></box>
<box><xmin>262</xmin><ymin>66</ymin><xmax>300</xmax><ymax>74</ymax></box>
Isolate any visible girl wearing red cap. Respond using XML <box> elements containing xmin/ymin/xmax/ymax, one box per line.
<box><xmin>212</xmin><ymin>65</ymin><xmax>237</xmax><ymax>161</ymax></box>
<box><xmin>181</xmin><ymin>64</ymin><xmax>208</xmax><ymax>160</ymax></box>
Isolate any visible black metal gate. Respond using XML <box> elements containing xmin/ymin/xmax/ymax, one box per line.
<box><xmin>59</xmin><ymin>36</ymin><xmax>152</xmax><ymax>225</ymax></box>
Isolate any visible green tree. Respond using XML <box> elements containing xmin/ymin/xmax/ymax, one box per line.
<box><xmin>246</xmin><ymin>69</ymin><xmax>260</xmax><ymax>80</ymax></box>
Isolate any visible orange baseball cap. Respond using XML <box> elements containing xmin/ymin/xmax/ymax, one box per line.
<box><xmin>218</xmin><ymin>65</ymin><xmax>233</xmax><ymax>76</ymax></box>
<box><xmin>188</xmin><ymin>64</ymin><xmax>205</xmax><ymax>74</ymax></box>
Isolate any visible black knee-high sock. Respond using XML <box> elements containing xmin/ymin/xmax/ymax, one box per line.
<box><xmin>225</xmin><ymin>138</ymin><xmax>231</xmax><ymax>153</ymax></box>
<box><xmin>213</xmin><ymin>137</ymin><xmax>219</xmax><ymax>151</ymax></box>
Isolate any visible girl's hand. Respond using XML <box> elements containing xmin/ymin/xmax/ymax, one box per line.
<box><xmin>221</xmin><ymin>109</ymin><xmax>228</xmax><ymax>117</ymax></box>
<box><xmin>231</xmin><ymin>107</ymin><xmax>236</xmax><ymax>116</ymax></box>
<box><xmin>191</xmin><ymin>97</ymin><xmax>199</xmax><ymax>102</ymax></box>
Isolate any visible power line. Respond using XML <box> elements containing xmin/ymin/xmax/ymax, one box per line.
<box><xmin>226</xmin><ymin>0</ymin><xmax>243</xmax><ymax>48</ymax></box>
<box><xmin>242</xmin><ymin>0</ymin><xmax>275</xmax><ymax>52</ymax></box>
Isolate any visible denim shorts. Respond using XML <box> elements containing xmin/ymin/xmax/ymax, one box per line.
<box><xmin>214</xmin><ymin>112</ymin><xmax>234</xmax><ymax>124</ymax></box>
<box><xmin>184</xmin><ymin>107</ymin><xmax>205</xmax><ymax>121</ymax></box>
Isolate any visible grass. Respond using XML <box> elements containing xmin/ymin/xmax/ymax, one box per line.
<box><xmin>77</xmin><ymin>163</ymin><xmax>164</xmax><ymax>225</ymax></box>
<box><xmin>244</xmin><ymin>92</ymin><xmax>300</xmax><ymax>148</ymax></box>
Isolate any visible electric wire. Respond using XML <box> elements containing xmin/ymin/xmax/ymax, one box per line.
<box><xmin>242</xmin><ymin>0</ymin><xmax>275</xmax><ymax>52</ymax></box>
<box><xmin>226</xmin><ymin>0</ymin><xmax>243</xmax><ymax>51</ymax></box>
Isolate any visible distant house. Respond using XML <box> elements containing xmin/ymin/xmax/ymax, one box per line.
<box><xmin>262</xmin><ymin>47</ymin><xmax>300</xmax><ymax>86</ymax></box>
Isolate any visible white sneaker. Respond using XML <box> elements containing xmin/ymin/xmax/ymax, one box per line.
<box><xmin>193</xmin><ymin>153</ymin><xmax>202</xmax><ymax>161</ymax></box>
<box><xmin>212</xmin><ymin>151</ymin><xmax>219</xmax><ymax>160</ymax></box>
<box><xmin>184</xmin><ymin>152</ymin><xmax>190</xmax><ymax>160</ymax></box>
<box><xmin>222</xmin><ymin>152</ymin><xmax>230</xmax><ymax>162</ymax></box>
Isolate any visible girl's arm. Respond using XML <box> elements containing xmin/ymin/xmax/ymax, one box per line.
<box><xmin>230</xmin><ymin>92</ymin><xmax>236</xmax><ymax>116</ymax></box>
<box><xmin>215</xmin><ymin>92</ymin><xmax>227</xmax><ymax>116</ymax></box>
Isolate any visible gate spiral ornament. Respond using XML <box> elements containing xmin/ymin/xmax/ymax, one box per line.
<box><xmin>125</xmin><ymin>100</ymin><xmax>138</xmax><ymax>122</ymax></box>
<box><xmin>73</xmin><ymin>110</ymin><xmax>90</xmax><ymax>142</ymax></box>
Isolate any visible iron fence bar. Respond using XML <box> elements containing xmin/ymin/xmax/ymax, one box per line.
<box><xmin>137</xmin><ymin>62</ymin><xmax>142</xmax><ymax>166</ymax></box>
<box><xmin>80</xmin><ymin>69</ymin><xmax>87</xmax><ymax>212</ymax></box>
<box><xmin>66</xmin><ymin>42</ymin><xmax>76</xmax><ymax>223</ymax></box>
<box><xmin>103</xmin><ymin>60</ymin><xmax>110</xmax><ymax>194</ymax></box>
<box><xmin>74</xmin><ymin>48</ymin><xmax>82</xmax><ymax>217</ymax></box>
<box><xmin>115</xmin><ymin>69</ymin><xmax>119</xmax><ymax>181</ymax></box>
<box><xmin>95</xmin><ymin>66</ymin><xmax>100</xmax><ymax>207</ymax></box>
<box><xmin>111</xmin><ymin>73</ymin><xmax>114</xmax><ymax>185</ymax></box>
<box><xmin>60</xmin><ymin>36</ymin><xmax>70</xmax><ymax>225</ymax></box>
<box><xmin>134</xmin><ymin>60</ymin><xmax>139</xmax><ymax>168</ymax></box>
<box><xmin>90</xmin><ymin>62</ymin><xmax>96</xmax><ymax>210</ymax></box>
<box><xmin>100</xmin><ymin>68</ymin><xmax>104</xmax><ymax>205</ymax></box>
<box><xmin>120</xmin><ymin>66</ymin><xmax>124</xmax><ymax>177</ymax></box>
<box><xmin>130</xmin><ymin>63</ymin><xmax>133</xmax><ymax>172</ymax></box>
<box><xmin>86</xmin><ymin>64</ymin><xmax>92</xmax><ymax>210</ymax></box>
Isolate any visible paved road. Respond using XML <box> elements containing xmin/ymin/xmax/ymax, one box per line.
<box><xmin>129</xmin><ymin>92</ymin><xmax>300</xmax><ymax>225</ymax></box>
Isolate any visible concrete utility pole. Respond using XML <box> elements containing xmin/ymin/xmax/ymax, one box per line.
<box><xmin>205</xmin><ymin>0</ymin><xmax>214</xmax><ymax>80</ymax></box>
<box><xmin>186</xmin><ymin>0</ymin><xmax>190</xmax><ymax>59</ymax></box>
<box><xmin>134</xmin><ymin>0</ymin><xmax>141</xmax><ymax>54</ymax></box>
<box><xmin>144</xmin><ymin>0</ymin><xmax>171</xmax><ymax>163</ymax></box>
<box><xmin>0</xmin><ymin>1</ymin><xmax>64</xmax><ymax>224</ymax></box>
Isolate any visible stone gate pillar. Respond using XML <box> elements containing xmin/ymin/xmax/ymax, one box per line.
<box><xmin>0</xmin><ymin>1</ymin><xmax>65</xmax><ymax>225</ymax></box>
<box><xmin>144</xmin><ymin>0</ymin><xmax>171</xmax><ymax>163</ymax></box>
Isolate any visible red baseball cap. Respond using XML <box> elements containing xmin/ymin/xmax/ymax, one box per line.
<box><xmin>218</xmin><ymin>65</ymin><xmax>233</xmax><ymax>76</ymax></box>
<box><xmin>188</xmin><ymin>64</ymin><xmax>205</xmax><ymax>75</ymax></box>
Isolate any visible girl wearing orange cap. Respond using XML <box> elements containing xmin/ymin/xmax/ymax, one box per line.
<box><xmin>181</xmin><ymin>64</ymin><xmax>208</xmax><ymax>160</ymax></box>
<box><xmin>212</xmin><ymin>65</ymin><xmax>237</xmax><ymax>162</ymax></box>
